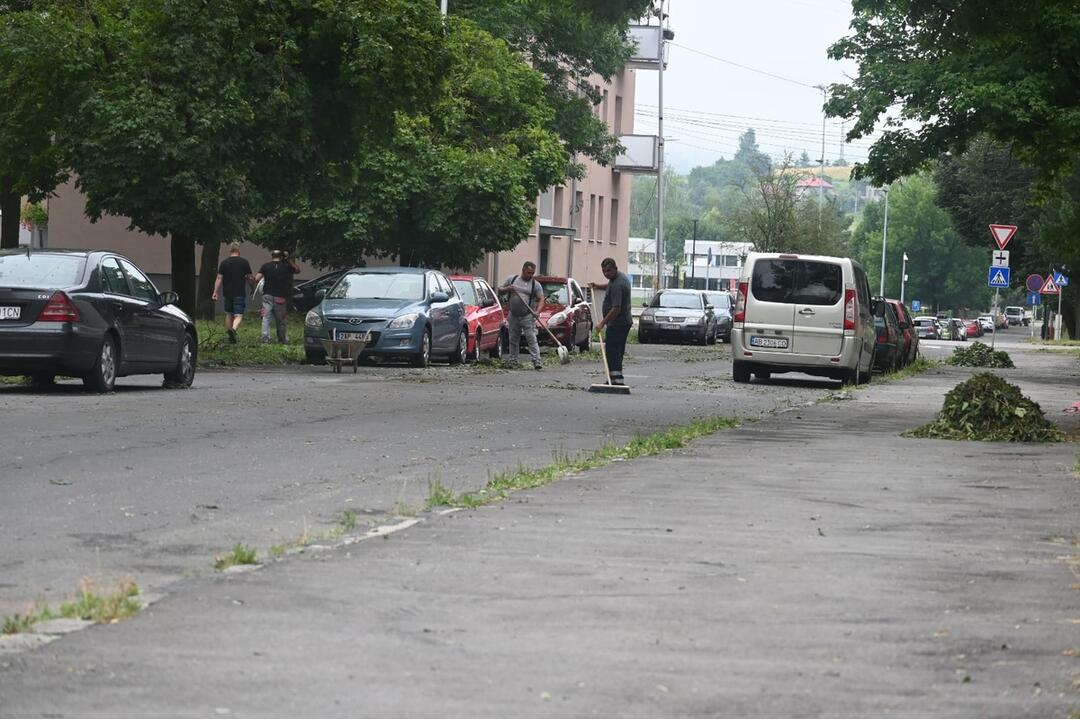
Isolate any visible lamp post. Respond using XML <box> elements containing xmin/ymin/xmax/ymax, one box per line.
<box><xmin>690</xmin><ymin>218</ymin><xmax>698</xmax><ymax>286</ymax></box>
<box><xmin>900</xmin><ymin>253</ymin><xmax>908</xmax><ymax>304</ymax></box>
<box><xmin>879</xmin><ymin>187</ymin><xmax>889</xmax><ymax>296</ymax></box>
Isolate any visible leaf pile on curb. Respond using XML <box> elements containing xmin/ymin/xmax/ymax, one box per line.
<box><xmin>906</xmin><ymin>372</ymin><xmax>1064</xmax><ymax>442</ymax></box>
<box><xmin>946</xmin><ymin>341</ymin><xmax>1014</xmax><ymax>368</ymax></box>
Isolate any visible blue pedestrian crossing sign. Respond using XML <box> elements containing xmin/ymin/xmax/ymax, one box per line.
<box><xmin>1052</xmin><ymin>271</ymin><xmax>1069</xmax><ymax>287</ymax></box>
<box><xmin>911</xmin><ymin>300</ymin><xmax>921</xmax><ymax>312</ymax></box>
<box><xmin>987</xmin><ymin>266</ymin><xmax>1011</xmax><ymax>288</ymax></box>
<box><xmin>1027</xmin><ymin>291</ymin><xmax>1041</xmax><ymax>306</ymax></box>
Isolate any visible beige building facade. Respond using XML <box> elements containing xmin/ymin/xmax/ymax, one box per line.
<box><xmin>37</xmin><ymin>68</ymin><xmax>636</xmax><ymax>292</ymax></box>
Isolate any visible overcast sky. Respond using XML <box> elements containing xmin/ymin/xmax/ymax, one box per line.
<box><xmin>632</xmin><ymin>0</ymin><xmax>873</xmax><ymax>173</ymax></box>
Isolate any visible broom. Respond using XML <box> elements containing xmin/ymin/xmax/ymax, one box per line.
<box><xmin>526</xmin><ymin>305</ymin><xmax>570</xmax><ymax>364</ymax></box>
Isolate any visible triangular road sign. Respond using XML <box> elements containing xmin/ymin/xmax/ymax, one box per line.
<box><xmin>989</xmin><ymin>224</ymin><xmax>1017</xmax><ymax>250</ymax></box>
<box><xmin>1052</xmin><ymin>271</ymin><xmax>1069</xmax><ymax>286</ymax></box>
<box><xmin>1040</xmin><ymin>275</ymin><xmax>1060</xmax><ymax>294</ymax></box>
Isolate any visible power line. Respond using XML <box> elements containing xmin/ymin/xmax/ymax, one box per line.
<box><xmin>669</xmin><ymin>42</ymin><xmax>820</xmax><ymax>90</ymax></box>
<box><xmin>637</xmin><ymin>112</ymin><xmax>878</xmax><ymax>151</ymax></box>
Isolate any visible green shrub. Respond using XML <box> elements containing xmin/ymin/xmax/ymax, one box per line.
<box><xmin>906</xmin><ymin>372</ymin><xmax>1064</xmax><ymax>442</ymax></box>
<box><xmin>946</xmin><ymin>341</ymin><xmax>1014</xmax><ymax>368</ymax></box>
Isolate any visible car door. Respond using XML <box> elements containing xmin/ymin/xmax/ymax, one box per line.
<box><xmin>428</xmin><ymin>272</ymin><xmax>456</xmax><ymax>351</ymax></box>
<box><xmin>790</xmin><ymin>259</ymin><xmax>844</xmax><ymax>357</ymax></box>
<box><xmin>475</xmin><ymin>280</ymin><xmax>499</xmax><ymax>349</ymax></box>
<box><xmin>745</xmin><ymin>257</ymin><xmax>796</xmax><ymax>353</ymax></box>
<box><xmin>118</xmin><ymin>258</ymin><xmax>179</xmax><ymax>365</ymax></box>
<box><xmin>97</xmin><ymin>256</ymin><xmax>145</xmax><ymax>366</ymax></box>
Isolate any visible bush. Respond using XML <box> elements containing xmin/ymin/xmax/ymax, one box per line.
<box><xmin>906</xmin><ymin>372</ymin><xmax>1064</xmax><ymax>442</ymax></box>
<box><xmin>946</xmin><ymin>341</ymin><xmax>1014</xmax><ymax>368</ymax></box>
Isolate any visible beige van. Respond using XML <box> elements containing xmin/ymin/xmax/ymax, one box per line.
<box><xmin>731</xmin><ymin>252</ymin><xmax>876</xmax><ymax>384</ymax></box>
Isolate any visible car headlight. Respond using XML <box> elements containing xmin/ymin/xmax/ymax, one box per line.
<box><xmin>305</xmin><ymin>310</ymin><xmax>322</xmax><ymax>328</ymax></box>
<box><xmin>388</xmin><ymin>313</ymin><xmax>420</xmax><ymax>329</ymax></box>
<box><xmin>548</xmin><ymin>312</ymin><xmax>567</xmax><ymax>326</ymax></box>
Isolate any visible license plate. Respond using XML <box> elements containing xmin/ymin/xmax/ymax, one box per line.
<box><xmin>333</xmin><ymin>330</ymin><xmax>369</xmax><ymax>342</ymax></box>
<box><xmin>0</xmin><ymin>306</ymin><xmax>19</xmax><ymax>320</ymax></box>
<box><xmin>661</xmin><ymin>323</ymin><xmax>681</xmax><ymax>330</ymax></box>
<box><xmin>750</xmin><ymin>335</ymin><xmax>789</xmax><ymax>349</ymax></box>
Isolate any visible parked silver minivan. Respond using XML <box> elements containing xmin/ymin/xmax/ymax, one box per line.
<box><xmin>731</xmin><ymin>252</ymin><xmax>876</xmax><ymax>384</ymax></box>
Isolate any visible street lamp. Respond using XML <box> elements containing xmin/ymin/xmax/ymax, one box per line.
<box><xmin>879</xmin><ymin>187</ymin><xmax>889</xmax><ymax>296</ymax></box>
<box><xmin>900</xmin><ymin>252</ymin><xmax>908</xmax><ymax>304</ymax></box>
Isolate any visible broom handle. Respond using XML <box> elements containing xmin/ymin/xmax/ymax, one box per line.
<box><xmin>527</xmin><ymin>305</ymin><xmax>565</xmax><ymax>347</ymax></box>
<box><xmin>591</xmin><ymin>293</ymin><xmax>614</xmax><ymax>385</ymax></box>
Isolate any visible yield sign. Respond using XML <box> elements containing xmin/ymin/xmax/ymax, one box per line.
<box><xmin>1040</xmin><ymin>275</ymin><xmax>1060</xmax><ymax>294</ymax></box>
<box><xmin>988</xmin><ymin>224</ymin><xmax>1017</xmax><ymax>250</ymax></box>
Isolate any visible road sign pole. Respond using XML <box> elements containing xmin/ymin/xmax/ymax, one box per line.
<box><xmin>1056</xmin><ymin>290</ymin><xmax>1063</xmax><ymax>340</ymax></box>
<box><xmin>991</xmin><ymin>288</ymin><xmax>999</xmax><ymax>350</ymax></box>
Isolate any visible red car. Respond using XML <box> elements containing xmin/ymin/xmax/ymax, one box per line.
<box><xmin>884</xmin><ymin>298</ymin><xmax>919</xmax><ymax>367</ymax></box>
<box><xmin>504</xmin><ymin>275</ymin><xmax>594</xmax><ymax>352</ymax></box>
<box><xmin>449</xmin><ymin>275</ymin><xmax>507</xmax><ymax>361</ymax></box>
<box><xmin>963</xmin><ymin>318</ymin><xmax>984</xmax><ymax>339</ymax></box>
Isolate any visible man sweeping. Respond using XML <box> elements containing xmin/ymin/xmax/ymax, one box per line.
<box><xmin>589</xmin><ymin>257</ymin><xmax>632</xmax><ymax>387</ymax></box>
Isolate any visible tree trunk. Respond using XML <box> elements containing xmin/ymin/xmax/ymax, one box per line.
<box><xmin>0</xmin><ymin>185</ymin><xmax>20</xmax><ymax>250</ymax></box>
<box><xmin>195</xmin><ymin>237</ymin><xmax>221</xmax><ymax>321</ymax></box>
<box><xmin>171</xmin><ymin>234</ymin><xmax>197</xmax><ymax>318</ymax></box>
<box><xmin>1065</xmin><ymin>291</ymin><xmax>1078</xmax><ymax>340</ymax></box>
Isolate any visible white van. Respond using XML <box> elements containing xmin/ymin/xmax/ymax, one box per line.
<box><xmin>732</xmin><ymin>252</ymin><xmax>877</xmax><ymax>384</ymax></box>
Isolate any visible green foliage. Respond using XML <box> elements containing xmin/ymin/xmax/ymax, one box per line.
<box><xmin>20</xmin><ymin>201</ymin><xmax>47</xmax><ymax>227</ymax></box>
<box><xmin>214</xmin><ymin>543</ymin><xmax>258</xmax><ymax>571</ymax></box>
<box><xmin>827</xmin><ymin>0</ymin><xmax>1080</xmax><ymax>188</ymax></box>
<box><xmin>59</xmin><ymin>577</ymin><xmax>141</xmax><ymax>623</ymax></box>
<box><xmin>906</xmin><ymin>372</ymin><xmax>1064</xmax><ymax>442</ymax></box>
<box><xmin>946</xmin><ymin>342</ymin><xmax>1015</xmax><ymax>369</ymax></box>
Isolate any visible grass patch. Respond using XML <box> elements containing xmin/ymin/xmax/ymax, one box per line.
<box><xmin>2</xmin><ymin>576</ymin><xmax>141</xmax><ymax>633</ymax></box>
<box><xmin>878</xmin><ymin>356</ymin><xmax>940</xmax><ymax>382</ymax></box>
<box><xmin>213</xmin><ymin>543</ymin><xmax>259</xmax><ymax>571</ymax></box>
<box><xmin>196</xmin><ymin>314</ymin><xmax>306</xmax><ymax>367</ymax></box>
<box><xmin>945</xmin><ymin>341</ymin><xmax>1015</xmax><ymax>368</ymax></box>
<box><xmin>429</xmin><ymin>416</ymin><xmax>740</xmax><ymax>509</ymax></box>
<box><xmin>426</xmin><ymin>481</ymin><xmax>456</xmax><ymax>509</ymax></box>
<box><xmin>905</xmin><ymin>372</ymin><xmax>1065</xmax><ymax>442</ymax></box>
<box><xmin>1029</xmin><ymin>337</ymin><xmax>1080</xmax><ymax>346</ymax></box>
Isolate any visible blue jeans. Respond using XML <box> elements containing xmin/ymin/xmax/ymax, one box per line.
<box><xmin>261</xmin><ymin>294</ymin><xmax>288</xmax><ymax>342</ymax></box>
<box><xmin>604</xmin><ymin>324</ymin><xmax>630</xmax><ymax>384</ymax></box>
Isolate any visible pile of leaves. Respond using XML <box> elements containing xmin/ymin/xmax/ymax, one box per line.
<box><xmin>946</xmin><ymin>341</ymin><xmax>1015</xmax><ymax>368</ymax></box>
<box><xmin>906</xmin><ymin>372</ymin><xmax>1064</xmax><ymax>442</ymax></box>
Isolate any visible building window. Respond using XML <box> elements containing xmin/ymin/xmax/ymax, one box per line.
<box><xmin>539</xmin><ymin>234</ymin><xmax>550</xmax><ymax>275</ymax></box>
<box><xmin>609</xmin><ymin>198</ymin><xmax>618</xmax><ymax>243</ymax></box>
<box><xmin>723</xmin><ymin>254</ymin><xmax>740</xmax><ymax>267</ymax></box>
<box><xmin>597</xmin><ymin>196</ymin><xmax>605</xmax><ymax>243</ymax></box>
<box><xmin>553</xmin><ymin>187</ymin><xmax>564</xmax><ymax>225</ymax></box>
<box><xmin>601</xmin><ymin>89</ymin><xmax>609</xmax><ymax>124</ymax></box>
<box><xmin>588</xmin><ymin>194</ymin><xmax>596</xmax><ymax>239</ymax></box>
<box><xmin>538</xmin><ymin>187</ymin><xmax>554</xmax><ymax>226</ymax></box>
<box><xmin>574</xmin><ymin>191</ymin><xmax>584</xmax><ymax>237</ymax></box>
<box><xmin>614</xmin><ymin>95</ymin><xmax>623</xmax><ymax>135</ymax></box>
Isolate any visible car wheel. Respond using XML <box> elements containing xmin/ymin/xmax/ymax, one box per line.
<box><xmin>84</xmin><ymin>335</ymin><xmax>117</xmax><ymax>393</ymax></box>
<box><xmin>732</xmin><ymin>360</ymin><xmax>751</xmax><ymax>383</ymax></box>
<box><xmin>305</xmin><ymin>349</ymin><xmax>326</xmax><ymax>365</ymax></box>
<box><xmin>489</xmin><ymin>329</ymin><xmax>505</xmax><ymax>359</ymax></box>
<box><xmin>163</xmin><ymin>332</ymin><xmax>196</xmax><ymax>388</ymax></box>
<box><xmin>450</xmin><ymin>327</ymin><xmax>467</xmax><ymax>365</ymax></box>
<box><xmin>577</xmin><ymin>326</ymin><xmax>592</xmax><ymax>352</ymax></box>
<box><xmin>411</xmin><ymin>328</ymin><xmax>431</xmax><ymax>368</ymax></box>
<box><xmin>471</xmin><ymin>329</ymin><xmax>483</xmax><ymax>362</ymax></box>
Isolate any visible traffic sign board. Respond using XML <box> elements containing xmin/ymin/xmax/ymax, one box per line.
<box><xmin>1052</xmin><ymin>271</ymin><xmax>1069</xmax><ymax>287</ymax></box>
<box><xmin>1040</xmin><ymin>275</ymin><xmax>1060</xmax><ymax>294</ymax></box>
<box><xmin>1026</xmin><ymin>274</ymin><xmax>1044</xmax><ymax>292</ymax></box>
<box><xmin>988</xmin><ymin>224</ymin><xmax>1017</xmax><ymax>250</ymax></box>
<box><xmin>1027</xmin><ymin>291</ymin><xmax>1041</xmax><ymax>306</ymax></box>
<box><xmin>987</xmin><ymin>267</ymin><xmax>1010</xmax><ymax>288</ymax></box>
<box><xmin>991</xmin><ymin>250</ymin><xmax>1009</xmax><ymax>267</ymax></box>
<box><xmin>911</xmin><ymin>300</ymin><xmax>921</xmax><ymax>312</ymax></box>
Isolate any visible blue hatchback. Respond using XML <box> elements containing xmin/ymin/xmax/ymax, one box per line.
<box><xmin>303</xmin><ymin>267</ymin><xmax>467</xmax><ymax>367</ymax></box>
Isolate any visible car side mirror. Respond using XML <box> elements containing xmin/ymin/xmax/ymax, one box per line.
<box><xmin>315</xmin><ymin>289</ymin><xmax>326</xmax><ymax>300</ymax></box>
<box><xmin>157</xmin><ymin>291</ymin><xmax>178</xmax><ymax>306</ymax></box>
<box><xmin>482</xmin><ymin>296</ymin><xmax>495</xmax><ymax>308</ymax></box>
<box><xmin>431</xmin><ymin>291</ymin><xmax>450</xmax><ymax>303</ymax></box>
<box><xmin>641</xmin><ymin>301</ymin><xmax>648</xmax><ymax>307</ymax></box>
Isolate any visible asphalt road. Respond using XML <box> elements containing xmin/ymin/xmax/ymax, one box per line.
<box><xmin>0</xmin><ymin>338</ymin><xmax>835</xmax><ymax>617</ymax></box>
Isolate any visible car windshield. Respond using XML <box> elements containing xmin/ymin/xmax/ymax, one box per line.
<box><xmin>704</xmin><ymin>293</ymin><xmax>731</xmax><ymax>310</ymax></box>
<box><xmin>0</xmin><ymin>254</ymin><xmax>84</xmax><ymax>287</ymax></box>
<box><xmin>914</xmin><ymin>319</ymin><xmax>934</xmax><ymax>326</ymax></box>
<box><xmin>652</xmin><ymin>292</ymin><xmax>701</xmax><ymax>309</ymax></box>
<box><xmin>451</xmin><ymin>280</ymin><xmax>478</xmax><ymax>306</ymax></box>
<box><xmin>541</xmin><ymin>281</ymin><xmax>569</xmax><ymax>305</ymax></box>
<box><xmin>328</xmin><ymin>271</ymin><xmax>424</xmax><ymax>300</ymax></box>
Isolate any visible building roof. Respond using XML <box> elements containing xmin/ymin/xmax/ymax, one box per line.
<box><xmin>796</xmin><ymin>177</ymin><xmax>835</xmax><ymax>190</ymax></box>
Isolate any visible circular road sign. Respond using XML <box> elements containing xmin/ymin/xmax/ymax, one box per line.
<box><xmin>1026</xmin><ymin>274</ymin><xmax>1044</xmax><ymax>292</ymax></box>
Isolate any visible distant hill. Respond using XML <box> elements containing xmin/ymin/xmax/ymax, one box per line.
<box><xmin>791</xmin><ymin>165</ymin><xmax>856</xmax><ymax>181</ymax></box>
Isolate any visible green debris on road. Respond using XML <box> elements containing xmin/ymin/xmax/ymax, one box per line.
<box><xmin>946</xmin><ymin>341</ymin><xmax>1015</xmax><ymax>368</ymax></box>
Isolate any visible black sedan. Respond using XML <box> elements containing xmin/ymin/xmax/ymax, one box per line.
<box><xmin>0</xmin><ymin>249</ymin><xmax>196</xmax><ymax>392</ymax></box>
<box><xmin>703</xmin><ymin>290</ymin><xmax>734</xmax><ymax>342</ymax></box>
<box><xmin>292</xmin><ymin>268</ymin><xmax>347</xmax><ymax>313</ymax></box>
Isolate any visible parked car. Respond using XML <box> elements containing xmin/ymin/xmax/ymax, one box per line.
<box><xmin>963</xmin><ymin>318</ymin><xmax>983</xmax><ymax>338</ymax></box>
<box><xmin>977</xmin><ymin>315</ymin><xmax>995</xmax><ymax>333</ymax></box>
<box><xmin>0</xmin><ymin>249</ymin><xmax>196</xmax><ymax>392</ymax></box>
<box><xmin>731</xmin><ymin>252</ymin><xmax>876</xmax><ymax>385</ymax></box>
<box><xmin>884</xmin><ymin>298</ymin><xmax>918</xmax><ymax>366</ymax></box>
<box><xmin>913</xmin><ymin>316</ymin><xmax>939</xmax><ymax>339</ymax></box>
<box><xmin>303</xmin><ymin>267</ymin><xmax>467</xmax><ymax>367</ymax></box>
<box><xmin>292</xmin><ymin>269</ymin><xmax>347</xmax><ymax>313</ymax></box>
<box><xmin>949</xmin><ymin>318</ymin><xmax>968</xmax><ymax>341</ymax></box>
<box><xmin>873</xmin><ymin>298</ymin><xmax>903</xmax><ymax>373</ymax></box>
<box><xmin>450</xmin><ymin>274</ymin><xmax>507</xmax><ymax>360</ymax></box>
<box><xmin>703</xmin><ymin>290</ymin><xmax>734</xmax><ymax>342</ymax></box>
<box><xmin>533</xmin><ymin>276</ymin><xmax>593</xmax><ymax>352</ymax></box>
<box><xmin>638</xmin><ymin>289</ymin><xmax>717</xmax><ymax>345</ymax></box>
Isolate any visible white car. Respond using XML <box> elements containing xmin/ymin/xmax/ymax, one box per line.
<box><xmin>977</xmin><ymin>315</ymin><xmax>995</xmax><ymax>332</ymax></box>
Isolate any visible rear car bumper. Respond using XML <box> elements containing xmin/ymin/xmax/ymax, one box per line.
<box><xmin>0</xmin><ymin>324</ymin><xmax>102</xmax><ymax>376</ymax></box>
<box><xmin>639</xmin><ymin>321</ymin><xmax>707</xmax><ymax>342</ymax></box>
<box><xmin>732</xmin><ymin>328</ymin><xmax>864</xmax><ymax>378</ymax></box>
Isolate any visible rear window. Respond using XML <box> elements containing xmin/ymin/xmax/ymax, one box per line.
<box><xmin>914</xmin><ymin>318</ymin><xmax>934</xmax><ymax>326</ymax></box>
<box><xmin>704</xmin><ymin>292</ymin><xmax>731</xmax><ymax>310</ymax></box>
<box><xmin>651</xmin><ymin>291</ymin><xmax>702</xmax><ymax>309</ymax></box>
<box><xmin>751</xmin><ymin>259</ymin><xmax>843</xmax><ymax>306</ymax></box>
<box><xmin>0</xmin><ymin>254</ymin><xmax>85</xmax><ymax>287</ymax></box>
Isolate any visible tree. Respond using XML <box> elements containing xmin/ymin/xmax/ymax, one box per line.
<box><xmin>734</xmin><ymin>129</ymin><xmax>770</xmax><ymax>177</ymax></box>
<box><xmin>0</xmin><ymin>3</ymin><xmax>91</xmax><ymax>248</ymax></box>
<box><xmin>798</xmin><ymin>150</ymin><xmax>812</xmax><ymax>167</ymax></box>
<box><xmin>826</xmin><ymin>0</ymin><xmax>1080</xmax><ymax>193</ymax></box>
<box><xmin>726</xmin><ymin>156</ymin><xmax>807</xmax><ymax>254</ymax></box>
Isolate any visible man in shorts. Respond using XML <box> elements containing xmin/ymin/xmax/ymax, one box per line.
<box><xmin>254</xmin><ymin>249</ymin><xmax>300</xmax><ymax>344</ymax></box>
<box><xmin>211</xmin><ymin>242</ymin><xmax>254</xmax><ymax>344</ymax></box>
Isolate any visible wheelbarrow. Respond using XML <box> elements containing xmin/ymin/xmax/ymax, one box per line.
<box><xmin>320</xmin><ymin>338</ymin><xmax>367</xmax><ymax>374</ymax></box>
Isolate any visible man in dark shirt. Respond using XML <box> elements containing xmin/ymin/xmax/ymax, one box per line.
<box><xmin>254</xmin><ymin>249</ymin><xmax>300</xmax><ymax>344</ymax></box>
<box><xmin>589</xmin><ymin>257</ymin><xmax>633</xmax><ymax>386</ymax></box>
<box><xmin>211</xmin><ymin>243</ymin><xmax>254</xmax><ymax>344</ymax></box>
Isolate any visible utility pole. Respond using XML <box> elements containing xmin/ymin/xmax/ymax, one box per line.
<box><xmin>814</xmin><ymin>84</ymin><xmax>827</xmax><ymax>233</ymax></box>
<box><xmin>690</xmin><ymin>218</ymin><xmax>698</xmax><ymax>286</ymax></box>
<box><xmin>440</xmin><ymin>0</ymin><xmax>447</xmax><ymax>15</ymax></box>
<box><xmin>900</xmin><ymin>252</ymin><xmax>908</xmax><ymax>304</ymax></box>
<box><xmin>879</xmin><ymin>187</ymin><xmax>889</xmax><ymax>297</ymax></box>
<box><xmin>655</xmin><ymin>4</ymin><xmax>667</xmax><ymax>292</ymax></box>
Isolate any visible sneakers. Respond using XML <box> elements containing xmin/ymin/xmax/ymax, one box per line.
<box><xmin>259</xmin><ymin>336</ymin><xmax>271</xmax><ymax>344</ymax></box>
<box><xmin>533</xmin><ymin>363</ymin><xmax>544</xmax><ymax>371</ymax></box>
<box><xmin>227</xmin><ymin>329</ymin><xmax>237</xmax><ymax>344</ymax></box>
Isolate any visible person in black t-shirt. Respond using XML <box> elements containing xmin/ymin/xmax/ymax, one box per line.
<box><xmin>211</xmin><ymin>243</ymin><xmax>254</xmax><ymax>344</ymax></box>
<box><xmin>254</xmin><ymin>249</ymin><xmax>300</xmax><ymax>344</ymax></box>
